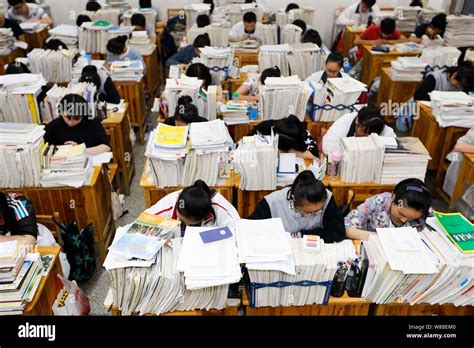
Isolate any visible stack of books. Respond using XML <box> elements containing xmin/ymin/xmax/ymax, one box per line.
<box><xmin>419</xmin><ymin>7</ymin><xmax>445</xmax><ymax>24</ymax></box>
<box><xmin>260</xmin><ymin>24</ymin><xmax>278</xmax><ymax>45</ymax></box>
<box><xmin>259</xmin><ymin>44</ymin><xmax>291</xmax><ymax>76</ymax></box>
<box><xmin>121</xmin><ymin>7</ymin><xmax>157</xmax><ymax>30</ymax></box>
<box><xmin>444</xmin><ymin>15</ymin><xmax>474</xmax><ymax>47</ymax></box>
<box><xmin>421</xmin><ymin>34</ymin><xmax>444</xmax><ymax>47</ymax></box>
<box><xmin>429</xmin><ymin>91</ymin><xmax>474</xmax><ymax>128</ymax></box>
<box><xmin>393</xmin><ymin>42</ymin><xmax>424</xmax><ymax>53</ymax></box>
<box><xmin>187</xmin><ymin>24</ymin><xmax>230</xmax><ymax>48</ymax></box>
<box><xmin>287</xmin><ymin>43</ymin><xmax>321</xmax><ymax>80</ymax></box>
<box><xmin>27</xmin><ymin>49</ymin><xmax>73</xmax><ymax>83</ymax></box>
<box><xmin>109</xmin><ymin>60</ymin><xmax>145</xmax><ymax>81</ymax></box>
<box><xmin>281</xmin><ymin>23</ymin><xmax>303</xmax><ymax>45</ymax></box>
<box><xmin>0</xmin><ymin>123</ymin><xmax>45</xmax><ymax>188</ymax></box>
<box><xmin>128</xmin><ymin>31</ymin><xmax>155</xmax><ymax>55</ymax></box>
<box><xmin>199</xmin><ymin>46</ymin><xmax>234</xmax><ymax>85</ymax></box>
<box><xmin>226</xmin><ymin>2</ymin><xmax>264</xmax><ymax>27</ymax></box>
<box><xmin>78</xmin><ymin>22</ymin><xmax>133</xmax><ymax>55</ymax></box>
<box><xmin>0</xmin><ymin>28</ymin><xmax>15</xmax><ymax>55</ymax></box>
<box><xmin>394</xmin><ymin>6</ymin><xmax>421</xmax><ymax>32</ymax></box>
<box><xmin>275</xmin><ymin>8</ymin><xmax>315</xmax><ymax>27</ymax></box>
<box><xmin>390</xmin><ymin>57</ymin><xmax>427</xmax><ymax>81</ymax></box>
<box><xmin>420</xmin><ymin>46</ymin><xmax>462</xmax><ymax>67</ymax></box>
<box><xmin>220</xmin><ymin>100</ymin><xmax>249</xmax><ymax>125</ymax></box>
<box><xmin>48</xmin><ymin>24</ymin><xmax>79</xmax><ymax>51</ymax></box>
<box><xmin>184</xmin><ymin>3</ymin><xmax>212</xmax><ymax>30</ymax></box>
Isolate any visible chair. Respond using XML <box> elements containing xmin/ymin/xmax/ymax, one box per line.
<box><xmin>36</xmin><ymin>212</ymin><xmax>62</xmax><ymax>246</ymax></box>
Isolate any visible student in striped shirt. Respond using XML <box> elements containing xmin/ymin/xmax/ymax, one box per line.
<box><xmin>0</xmin><ymin>192</ymin><xmax>37</xmax><ymax>247</ymax></box>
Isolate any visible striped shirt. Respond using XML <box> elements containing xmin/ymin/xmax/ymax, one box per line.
<box><xmin>0</xmin><ymin>193</ymin><xmax>38</xmax><ymax>238</ymax></box>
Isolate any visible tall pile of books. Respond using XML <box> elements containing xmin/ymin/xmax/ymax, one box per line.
<box><xmin>419</xmin><ymin>7</ymin><xmax>444</xmax><ymax>24</ymax></box>
<box><xmin>259</xmin><ymin>75</ymin><xmax>312</xmax><ymax>121</ymax></box>
<box><xmin>187</xmin><ymin>24</ymin><xmax>230</xmax><ymax>48</ymax></box>
<box><xmin>128</xmin><ymin>31</ymin><xmax>155</xmax><ymax>55</ymax></box>
<box><xmin>394</xmin><ymin>6</ymin><xmax>421</xmax><ymax>32</ymax></box>
<box><xmin>109</xmin><ymin>60</ymin><xmax>145</xmax><ymax>81</ymax></box>
<box><xmin>281</xmin><ymin>24</ymin><xmax>303</xmax><ymax>45</ymax></box>
<box><xmin>0</xmin><ymin>28</ymin><xmax>16</xmax><ymax>55</ymax></box>
<box><xmin>444</xmin><ymin>15</ymin><xmax>474</xmax><ymax>47</ymax></box>
<box><xmin>78</xmin><ymin>21</ymin><xmax>133</xmax><ymax>55</ymax></box>
<box><xmin>390</xmin><ymin>57</ymin><xmax>427</xmax><ymax>81</ymax></box>
<box><xmin>259</xmin><ymin>44</ymin><xmax>291</xmax><ymax>76</ymax></box>
<box><xmin>184</xmin><ymin>3</ymin><xmax>212</xmax><ymax>30</ymax></box>
<box><xmin>220</xmin><ymin>100</ymin><xmax>249</xmax><ymax>125</ymax></box>
<box><xmin>0</xmin><ymin>123</ymin><xmax>44</xmax><ymax>188</ymax></box>
<box><xmin>287</xmin><ymin>43</ymin><xmax>321</xmax><ymax>80</ymax></box>
<box><xmin>429</xmin><ymin>91</ymin><xmax>474</xmax><ymax>128</ymax></box>
<box><xmin>226</xmin><ymin>2</ymin><xmax>264</xmax><ymax>27</ymax></box>
<box><xmin>48</xmin><ymin>24</ymin><xmax>79</xmax><ymax>51</ymax></box>
<box><xmin>27</xmin><ymin>49</ymin><xmax>73</xmax><ymax>83</ymax></box>
<box><xmin>275</xmin><ymin>8</ymin><xmax>315</xmax><ymax>27</ymax></box>
<box><xmin>40</xmin><ymin>143</ymin><xmax>93</xmax><ymax>188</ymax></box>
<box><xmin>0</xmin><ymin>241</ymin><xmax>44</xmax><ymax>315</ymax></box>
<box><xmin>199</xmin><ymin>46</ymin><xmax>234</xmax><ymax>85</ymax></box>
<box><xmin>420</xmin><ymin>46</ymin><xmax>462</xmax><ymax>67</ymax></box>
<box><xmin>260</xmin><ymin>24</ymin><xmax>278</xmax><ymax>45</ymax></box>
<box><xmin>234</xmin><ymin>133</ymin><xmax>278</xmax><ymax>191</ymax></box>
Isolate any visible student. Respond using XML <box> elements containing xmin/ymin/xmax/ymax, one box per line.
<box><xmin>185</xmin><ymin>62</ymin><xmax>224</xmax><ymax>102</ymax></box>
<box><xmin>248</xmin><ymin>170</ymin><xmax>345</xmax><ymax>243</ymax></box>
<box><xmin>336</xmin><ymin>0</ymin><xmax>380</xmax><ymax>27</ymax></box>
<box><xmin>292</xmin><ymin>19</ymin><xmax>306</xmax><ymax>34</ymax></box>
<box><xmin>79</xmin><ymin>65</ymin><xmax>121</xmax><ymax>104</ymax></box>
<box><xmin>6</xmin><ymin>0</ymin><xmax>53</xmax><ymax>26</ymax></box>
<box><xmin>235</xmin><ymin>66</ymin><xmax>281</xmax><ymax>102</ymax></box>
<box><xmin>414</xmin><ymin>62</ymin><xmax>474</xmax><ymax>101</ymax></box>
<box><xmin>409</xmin><ymin>0</ymin><xmax>423</xmax><ymax>7</ymax></box>
<box><xmin>285</xmin><ymin>3</ymin><xmax>300</xmax><ymax>13</ymax></box>
<box><xmin>5</xmin><ymin>61</ymin><xmax>30</xmax><ymax>74</ymax></box>
<box><xmin>345</xmin><ymin>178</ymin><xmax>432</xmax><ymax>240</ymax></box>
<box><xmin>44</xmin><ymin>38</ymin><xmax>68</xmax><ymax>51</ymax></box>
<box><xmin>443</xmin><ymin>128</ymin><xmax>474</xmax><ymax>198</ymax></box>
<box><xmin>145</xmin><ymin>180</ymin><xmax>240</xmax><ymax>234</ymax></box>
<box><xmin>322</xmin><ymin>105</ymin><xmax>395</xmax><ymax>155</ymax></box>
<box><xmin>306</xmin><ymin>52</ymin><xmax>346</xmax><ymax>85</ymax></box>
<box><xmin>196</xmin><ymin>14</ymin><xmax>211</xmax><ymax>28</ymax></box>
<box><xmin>354</xmin><ymin>18</ymin><xmax>406</xmax><ymax>61</ymax></box>
<box><xmin>106</xmin><ymin>35</ymin><xmax>146</xmax><ymax>74</ymax></box>
<box><xmin>0</xmin><ymin>10</ymin><xmax>24</xmax><ymax>41</ymax></box>
<box><xmin>411</xmin><ymin>13</ymin><xmax>447</xmax><ymax>43</ymax></box>
<box><xmin>247</xmin><ymin>114</ymin><xmax>319</xmax><ymax>159</ymax></box>
<box><xmin>229</xmin><ymin>12</ymin><xmax>264</xmax><ymax>43</ymax></box>
<box><xmin>164</xmin><ymin>96</ymin><xmax>208</xmax><ymax>126</ymax></box>
<box><xmin>76</xmin><ymin>14</ymin><xmax>92</xmax><ymax>27</ymax></box>
<box><xmin>0</xmin><ymin>192</ymin><xmax>37</xmax><ymax>247</ymax></box>
<box><xmin>301</xmin><ymin>28</ymin><xmax>322</xmax><ymax>47</ymax></box>
<box><xmin>44</xmin><ymin>94</ymin><xmax>111</xmax><ymax>155</ymax></box>
<box><xmin>131</xmin><ymin>13</ymin><xmax>157</xmax><ymax>44</ymax></box>
<box><xmin>165</xmin><ymin>33</ymin><xmax>210</xmax><ymax>69</ymax></box>
<box><xmin>86</xmin><ymin>1</ymin><xmax>101</xmax><ymax>12</ymax></box>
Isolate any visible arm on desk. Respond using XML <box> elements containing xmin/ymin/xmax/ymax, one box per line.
<box><xmin>87</xmin><ymin>144</ymin><xmax>111</xmax><ymax>155</ymax></box>
<box><xmin>346</xmin><ymin>227</ymin><xmax>376</xmax><ymax>241</ymax></box>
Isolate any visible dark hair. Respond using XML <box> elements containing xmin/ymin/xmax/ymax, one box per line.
<box><xmin>292</xmin><ymin>19</ymin><xmax>306</xmax><ymax>33</ymax></box>
<box><xmin>7</xmin><ymin>0</ymin><xmax>23</xmax><ymax>6</ymax></box>
<box><xmin>81</xmin><ymin>64</ymin><xmax>98</xmax><ymax>76</ymax></box>
<box><xmin>430</xmin><ymin>13</ymin><xmax>447</xmax><ymax>31</ymax></box>
<box><xmin>131</xmin><ymin>13</ymin><xmax>146</xmax><ymax>28</ymax></box>
<box><xmin>5</xmin><ymin>61</ymin><xmax>31</xmax><ymax>74</ymax></box>
<box><xmin>107</xmin><ymin>35</ymin><xmax>128</xmax><ymax>55</ymax></box>
<box><xmin>203</xmin><ymin>0</ymin><xmax>215</xmax><ymax>15</ymax></box>
<box><xmin>409</xmin><ymin>0</ymin><xmax>423</xmax><ymax>7</ymax></box>
<box><xmin>326</xmin><ymin>52</ymin><xmax>344</xmax><ymax>67</ymax></box>
<box><xmin>139</xmin><ymin>0</ymin><xmax>152</xmax><ymax>8</ymax></box>
<box><xmin>393</xmin><ymin>178</ymin><xmax>432</xmax><ymax>217</ymax></box>
<box><xmin>86</xmin><ymin>1</ymin><xmax>101</xmax><ymax>12</ymax></box>
<box><xmin>76</xmin><ymin>14</ymin><xmax>92</xmax><ymax>27</ymax></box>
<box><xmin>454</xmin><ymin>61</ymin><xmax>474</xmax><ymax>91</ymax></box>
<box><xmin>58</xmin><ymin>93</ymin><xmax>91</xmax><ymax>118</ymax></box>
<box><xmin>243</xmin><ymin>11</ymin><xmax>257</xmax><ymax>23</ymax></box>
<box><xmin>178</xmin><ymin>95</ymin><xmax>194</xmax><ymax>106</ymax></box>
<box><xmin>174</xmin><ymin>103</ymin><xmax>200</xmax><ymax>124</ymax></box>
<box><xmin>285</xmin><ymin>3</ymin><xmax>300</xmax><ymax>13</ymax></box>
<box><xmin>177</xmin><ymin>180</ymin><xmax>216</xmax><ymax>223</ymax></box>
<box><xmin>361</xmin><ymin>0</ymin><xmax>377</xmax><ymax>8</ymax></box>
<box><xmin>79</xmin><ymin>72</ymin><xmax>101</xmax><ymax>91</ymax></box>
<box><xmin>301</xmin><ymin>29</ymin><xmax>322</xmax><ymax>47</ymax></box>
<box><xmin>45</xmin><ymin>39</ymin><xmax>68</xmax><ymax>51</ymax></box>
<box><xmin>260</xmin><ymin>66</ymin><xmax>281</xmax><ymax>85</ymax></box>
<box><xmin>274</xmin><ymin>115</ymin><xmax>307</xmax><ymax>152</ymax></box>
<box><xmin>356</xmin><ymin>105</ymin><xmax>385</xmax><ymax>135</ymax></box>
<box><xmin>186</xmin><ymin>63</ymin><xmax>212</xmax><ymax>88</ymax></box>
<box><xmin>380</xmin><ymin>18</ymin><xmax>396</xmax><ymax>35</ymax></box>
<box><xmin>196</xmin><ymin>14</ymin><xmax>211</xmax><ymax>28</ymax></box>
<box><xmin>288</xmin><ymin>171</ymin><xmax>327</xmax><ymax>207</ymax></box>
<box><xmin>193</xmin><ymin>33</ymin><xmax>210</xmax><ymax>48</ymax></box>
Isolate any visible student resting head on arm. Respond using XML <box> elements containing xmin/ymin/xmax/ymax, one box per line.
<box><xmin>80</xmin><ymin>65</ymin><xmax>121</xmax><ymax>104</ymax></box>
<box><xmin>0</xmin><ymin>192</ymin><xmax>37</xmax><ymax>248</ymax></box>
<box><xmin>43</xmin><ymin>94</ymin><xmax>111</xmax><ymax>155</ymax></box>
<box><xmin>322</xmin><ymin>105</ymin><xmax>395</xmax><ymax>156</ymax></box>
<box><xmin>106</xmin><ymin>35</ymin><xmax>146</xmax><ymax>74</ymax></box>
<box><xmin>411</xmin><ymin>13</ymin><xmax>447</xmax><ymax>43</ymax></box>
<box><xmin>7</xmin><ymin>0</ymin><xmax>53</xmax><ymax>26</ymax></box>
<box><xmin>248</xmin><ymin>170</ymin><xmax>346</xmax><ymax>243</ymax></box>
<box><xmin>145</xmin><ymin>180</ymin><xmax>240</xmax><ymax>235</ymax></box>
<box><xmin>164</xmin><ymin>96</ymin><xmax>208</xmax><ymax>126</ymax></box>
<box><xmin>165</xmin><ymin>33</ymin><xmax>210</xmax><ymax>69</ymax></box>
<box><xmin>236</xmin><ymin>66</ymin><xmax>281</xmax><ymax>102</ymax></box>
<box><xmin>345</xmin><ymin>178</ymin><xmax>432</xmax><ymax>241</ymax></box>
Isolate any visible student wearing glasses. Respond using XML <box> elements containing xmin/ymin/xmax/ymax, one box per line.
<box><xmin>322</xmin><ymin>105</ymin><xmax>395</xmax><ymax>155</ymax></box>
<box><xmin>306</xmin><ymin>52</ymin><xmax>347</xmax><ymax>86</ymax></box>
<box><xmin>44</xmin><ymin>94</ymin><xmax>111</xmax><ymax>155</ymax></box>
<box><xmin>248</xmin><ymin>170</ymin><xmax>345</xmax><ymax>243</ymax></box>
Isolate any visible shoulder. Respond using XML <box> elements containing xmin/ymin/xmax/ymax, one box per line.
<box><xmin>45</xmin><ymin>117</ymin><xmax>63</xmax><ymax>130</ymax></box>
<box><xmin>232</xmin><ymin>21</ymin><xmax>243</xmax><ymax>29</ymax></box>
<box><xmin>146</xmin><ymin>190</ymin><xmax>180</xmax><ymax>215</ymax></box>
<box><xmin>164</xmin><ymin>117</ymin><xmax>176</xmax><ymax>125</ymax></box>
<box><xmin>335</xmin><ymin>112</ymin><xmax>356</xmax><ymax>126</ymax></box>
<box><xmin>211</xmin><ymin>193</ymin><xmax>237</xmax><ymax>214</ymax></box>
<box><xmin>345</xmin><ymin>3</ymin><xmax>357</xmax><ymax>12</ymax></box>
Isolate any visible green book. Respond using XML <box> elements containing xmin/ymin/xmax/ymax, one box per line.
<box><xmin>434</xmin><ymin>211</ymin><xmax>474</xmax><ymax>254</ymax></box>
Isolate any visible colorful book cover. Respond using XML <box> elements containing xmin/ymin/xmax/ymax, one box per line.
<box><xmin>154</xmin><ymin>123</ymin><xmax>188</xmax><ymax>148</ymax></box>
<box><xmin>434</xmin><ymin>211</ymin><xmax>474</xmax><ymax>254</ymax></box>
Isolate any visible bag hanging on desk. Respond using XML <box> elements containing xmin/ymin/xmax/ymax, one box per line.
<box><xmin>54</xmin><ymin>219</ymin><xmax>96</xmax><ymax>282</ymax></box>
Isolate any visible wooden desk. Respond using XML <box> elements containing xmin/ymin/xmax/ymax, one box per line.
<box><xmin>114</xmin><ymin>79</ymin><xmax>148</xmax><ymax>145</ymax></box>
<box><xmin>373</xmin><ymin>303</ymin><xmax>474</xmax><ymax>316</ymax></box>
<box><xmin>438</xmin><ymin>153</ymin><xmax>474</xmax><ymax>205</ymax></box>
<box><xmin>412</xmin><ymin>103</ymin><xmax>468</xmax><ymax>172</ymax></box>
<box><xmin>155</xmin><ymin>27</ymin><xmax>166</xmax><ymax>87</ymax></box>
<box><xmin>24</xmin><ymin>28</ymin><xmax>49</xmax><ymax>49</ymax></box>
<box><xmin>342</xmin><ymin>26</ymin><xmax>364</xmax><ymax>58</ymax></box>
<box><xmin>234</xmin><ymin>50</ymin><xmax>259</xmax><ymax>68</ymax></box>
<box><xmin>140</xmin><ymin>162</ymin><xmax>235</xmax><ymax>208</ymax></box>
<box><xmin>102</xmin><ymin>104</ymin><xmax>136</xmax><ymax>195</ymax></box>
<box><xmin>222</xmin><ymin>73</ymin><xmax>248</xmax><ymax>96</ymax></box>
<box><xmin>23</xmin><ymin>246</ymin><xmax>63</xmax><ymax>316</ymax></box>
<box><xmin>142</xmin><ymin>46</ymin><xmax>160</xmax><ymax>98</ymax></box>
<box><xmin>0</xmin><ymin>48</ymin><xmax>25</xmax><ymax>75</ymax></box>
<box><xmin>360</xmin><ymin>45</ymin><xmax>419</xmax><ymax>85</ymax></box>
<box><xmin>3</xmin><ymin>166</ymin><xmax>115</xmax><ymax>263</ymax></box>
<box><xmin>111</xmin><ymin>304</ymin><xmax>238</xmax><ymax>316</ymax></box>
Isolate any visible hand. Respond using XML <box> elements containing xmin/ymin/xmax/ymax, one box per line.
<box><xmin>240</xmin><ymin>34</ymin><xmax>250</xmax><ymax>41</ymax></box>
<box><xmin>426</xmin><ymin>27</ymin><xmax>436</xmax><ymax>39</ymax></box>
<box><xmin>64</xmin><ymin>141</ymin><xmax>78</xmax><ymax>146</ymax></box>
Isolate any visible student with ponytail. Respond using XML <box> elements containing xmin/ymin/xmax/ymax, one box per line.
<box><xmin>145</xmin><ymin>180</ymin><xmax>239</xmax><ymax>235</ymax></box>
<box><xmin>248</xmin><ymin>171</ymin><xmax>345</xmax><ymax>243</ymax></box>
<box><xmin>0</xmin><ymin>192</ymin><xmax>37</xmax><ymax>246</ymax></box>
<box><xmin>345</xmin><ymin>178</ymin><xmax>433</xmax><ymax>240</ymax></box>
<box><xmin>106</xmin><ymin>35</ymin><xmax>146</xmax><ymax>74</ymax></box>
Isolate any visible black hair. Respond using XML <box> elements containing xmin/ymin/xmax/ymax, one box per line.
<box><xmin>292</xmin><ymin>19</ymin><xmax>306</xmax><ymax>33</ymax></box>
<box><xmin>274</xmin><ymin>115</ymin><xmax>307</xmax><ymax>153</ymax></box>
<box><xmin>260</xmin><ymin>66</ymin><xmax>281</xmax><ymax>85</ymax></box>
<box><xmin>7</xmin><ymin>0</ymin><xmax>23</xmax><ymax>6</ymax></box>
<box><xmin>301</xmin><ymin>29</ymin><xmax>322</xmax><ymax>47</ymax></box>
<box><xmin>86</xmin><ymin>1</ymin><xmax>101</xmax><ymax>12</ymax></box>
<box><xmin>356</xmin><ymin>105</ymin><xmax>385</xmax><ymax>135</ymax></box>
<box><xmin>288</xmin><ymin>171</ymin><xmax>327</xmax><ymax>207</ymax></box>
<box><xmin>361</xmin><ymin>0</ymin><xmax>376</xmax><ymax>8</ymax></box>
<box><xmin>453</xmin><ymin>61</ymin><xmax>474</xmax><ymax>91</ymax></box>
<box><xmin>178</xmin><ymin>95</ymin><xmax>194</xmax><ymax>106</ymax></box>
<box><xmin>174</xmin><ymin>103</ymin><xmax>200</xmax><ymax>124</ymax></box>
<box><xmin>79</xmin><ymin>72</ymin><xmax>101</xmax><ymax>91</ymax></box>
<box><xmin>409</xmin><ymin>0</ymin><xmax>423</xmax><ymax>7</ymax></box>
<box><xmin>139</xmin><ymin>0</ymin><xmax>152</xmax><ymax>8</ymax></box>
<box><xmin>380</xmin><ymin>18</ymin><xmax>396</xmax><ymax>35</ymax></box>
<box><xmin>430</xmin><ymin>13</ymin><xmax>447</xmax><ymax>32</ymax></box>
<box><xmin>177</xmin><ymin>180</ymin><xmax>216</xmax><ymax>224</ymax></box>
<box><xmin>107</xmin><ymin>35</ymin><xmax>128</xmax><ymax>55</ymax></box>
<box><xmin>186</xmin><ymin>62</ymin><xmax>212</xmax><ymax>89</ymax></box>
<box><xmin>45</xmin><ymin>39</ymin><xmax>68</xmax><ymax>51</ymax></box>
<box><xmin>326</xmin><ymin>52</ymin><xmax>344</xmax><ymax>67</ymax></box>
<box><xmin>393</xmin><ymin>178</ymin><xmax>432</xmax><ymax>217</ymax></box>
<box><xmin>203</xmin><ymin>0</ymin><xmax>215</xmax><ymax>15</ymax></box>
<box><xmin>0</xmin><ymin>193</ymin><xmax>18</xmax><ymax>234</ymax></box>
<box><xmin>58</xmin><ymin>93</ymin><xmax>91</xmax><ymax>118</ymax></box>
<box><xmin>193</xmin><ymin>33</ymin><xmax>210</xmax><ymax>49</ymax></box>
<box><xmin>285</xmin><ymin>3</ymin><xmax>300</xmax><ymax>13</ymax></box>
<box><xmin>5</xmin><ymin>61</ymin><xmax>30</xmax><ymax>74</ymax></box>
<box><xmin>196</xmin><ymin>14</ymin><xmax>211</xmax><ymax>28</ymax></box>
<box><xmin>76</xmin><ymin>14</ymin><xmax>92</xmax><ymax>27</ymax></box>
<box><xmin>81</xmin><ymin>65</ymin><xmax>98</xmax><ymax>76</ymax></box>
<box><xmin>243</xmin><ymin>11</ymin><xmax>257</xmax><ymax>23</ymax></box>
<box><xmin>131</xmin><ymin>13</ymin><xmax>146</xmax><ymax>28</ymax></box>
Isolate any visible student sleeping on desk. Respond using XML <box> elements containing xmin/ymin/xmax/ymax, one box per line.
<box><xmin>345</xmin><ymin>178</ymin><xmax>432</xmax><ymax>241</ymax></box>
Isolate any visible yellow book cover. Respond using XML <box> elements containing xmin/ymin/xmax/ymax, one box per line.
<box><xmin>154</xmin><ymin>123</ymin><xmax>188</xmax><ymax>148</ymax></box>
<box><xmin>26</xmin><ymin>94</ymin><xmax>39</xmax><ymax>124</ymax></box>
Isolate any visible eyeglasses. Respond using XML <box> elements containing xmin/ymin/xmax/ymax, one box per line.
<box><xmin>289</xmin><ymin>199</ymin><xmax>320</xmax><ymax>217</ymax></box>
<box><xmin>326</xmin><ymin>68</ymin><xmax>340</xmax><ymax>75</ymax></box>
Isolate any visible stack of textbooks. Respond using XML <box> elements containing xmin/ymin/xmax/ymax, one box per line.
<box><xmin>259</xmin><ymin>44</ymin><xmax>291</xmax><ymax>76</ymax></box>
<box><xmin>281</xmin><ymin>23</ymin><xmax>303</xmax><ymax>45</ymax></box>
<box><xmin>128</xmin><ymin>31</ymin><xmax>155</xmax><ymax>55</ymax></box>
<box><xmin>187</xmin><ymin>24</ymin><xmax>230</xmax><ymax>48</ymax></box>
<box><xmin>0</xmin><ymin>28</ymin><xmax>16</xmax><ymax>55</ymax></box>
<box><xmin>220</xmin><ymin>100</ymin><xmax>249</xmax><ymax>125</ymax></box>
<box><xmin>78</xmin><ymin>22</ymin><xmax>133</xmax><ymax>55</ymax></box>
<box><xmin>287</xmin><ymin>43</ymin><xmax>321</xmax><ymax>80</ymax></box>
<box><xmin>420</xmin><ymin>46</ymin><xmax>462</xmax><ymax>67</ymax></box>
<box><xmin>394</xmin><ymin>6</ymin><xmax>421</xmax><ymax>32</ymax></box>
<box><xmin>421</xmin><ymin>34</ymin><xmax>444</xmax><ymax>47</ymax></box>
<box><xmin>198</xmin><ymin>46</ymin><xmax>234</xmax><ymax>85</ymax></box>
<box><xmin>393</xmin><ymin>42</ymin><xmax>424</xmax><ymax>53</ymax></box>
<box><xmin>234</xmin><ymin>133</ymin><xmax>278</xmax><ymax>191</ymax></box>
<box><xmin>86</xmin><ymin>9</ymin><xmax>121</xmax><ymax>26</ymax></box>
<box><xmin>429</xmin><ymin>91</ymin><xmax>474</xmax><ymax>128</ymax></box>
<box><xmin>0</xmin><ymin>241</ymin><xmax>43</xmax><ymax>316</ymax></box>
<box><xmin>48</xmin><ymin>24</ymin><xmax>79</xmax><ymax>51</ymax></box>
<box><xmin>260</xmin><ymin>24</ymin><xmax>278</xmax><ymax>45</ymax></box>
<box><xmin>0</xmin><ymin>123</ymin><xmax>44</xmax><ymax>188</ymax></box>
<box><xmin>419</xmin><ymin>7</ymin><xmax>445</xmax><ymax>24</ymax></box>
<box><xmin>40</xmin><ymin>143</ymin><xmax>93</xmax><ymax>188</ymax></box>
<box><xmin>444</xmin><ymin>15</ymin><xmax>474</xmax><ymax>47</ymax></box>
<box><xmin>27</xmin><ymin>49</ymin><xmax>73</xmax><ymax>83</ymax></box>
<box><xmin>390</xmin><ymin>57</ymin><xmax>427</xmax><ymax>81</ymax></box>
<box><xmin>275</xmin><ymin>8</ymin><xmax>315</xmax><ymax>27</ymax></box>
<box><xmin>109</xmin><ymin>60</ymin><xmax>145</xmax><ymax>81</ymax></box>
<box><xmin>226</xmin><ymin>2</ymin><xmax>264</xmax><ymax>27</ymax></box>
<box><xmin>184</xmin><ymin>3</ymin><xmax>212</xmax><ymax>30</ymax></box>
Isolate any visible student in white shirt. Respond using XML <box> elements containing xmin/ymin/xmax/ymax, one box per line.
<box><xmin>6</xmin><ymin>0</ymin><xmax>53</xmax><ymax>26</ymax></box>
<box><xmin>229</xmin><ymin>11</ymin><xmax>264</xmax><ymax>42</ymax></box>
<box><xmin>306</xmin><ymin>52</ymin><xmax>347</xmax><ymax>86</ymax></box>
<box><xmin>322</xmin><ymin>105</ymin><xmax>395</xmax><ymax>155</ymax></box>
<box><xmin>336</xmin><ymin>0</ymin><xmax>380</xmax><ymax>27</ymax></box>
<box><xmin>145</xmin><ymin>180</ymin><xmax>240</xmax><ymax>235</ymax></box>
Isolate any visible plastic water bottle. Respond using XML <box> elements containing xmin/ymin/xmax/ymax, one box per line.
<box><xmin>331</xmin><ymin>261</ymin><xmax>347</xmax><ymax>298</ymax></box>
<box><xmin>327</xmin><ymin>151</ymin><xmax>342</xmax><ymax>180</ymax></box>
<box><xmin>232</xmin><ymin>92</ymin><xmax>239</xmax><ymax>102</ymax></box>
<box><xmin>342</xmin><ymin>58</ymin><xmax>352</xmax><ymax>74</ymax></box>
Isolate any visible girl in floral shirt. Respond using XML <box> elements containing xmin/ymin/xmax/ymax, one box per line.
<box><xmin>345</xmin><ymin>178</ymin><xmax>432</xmax><ymax>240</ymax></box>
